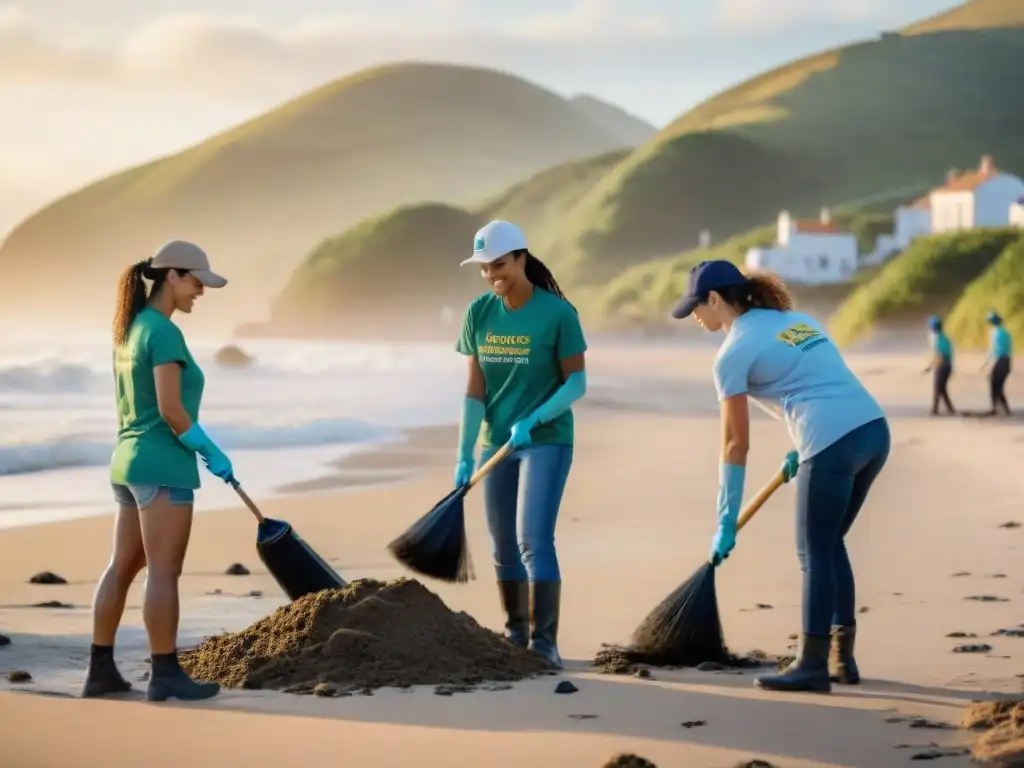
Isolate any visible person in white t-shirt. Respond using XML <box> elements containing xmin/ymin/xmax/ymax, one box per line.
<box><xmin>671</xmin><ymin>259</ymin><xmax>890</xmax><ymax>694</ymax></box>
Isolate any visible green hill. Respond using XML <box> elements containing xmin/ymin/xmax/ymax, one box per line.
<box><xmin>0</xmin><ymin>62</ymin><xmax>638</xmax><ymax>328</ymax></box>
<box><xmin>828</xmin><ymin>228</ymin><xmax>1023</xmax><ymax>346</ymax></box>
<box><xmin>542</xmin><ymin>0</ymin><xmax>1024</xmax><ymax>284</ymax></box>
<box><xmin>946</xmin><ymin>236</ymin><xmax>1024</xmax><ymax>350</ymax></box>
<box><xmin>255</xmin><ymin>203</ymin><xmax>486</xmax><ymax>338</ymax></box>
<box><xmin>253</xmin><ymin>148</ymin><xmax>629</xmax><ymax>337</ymax></box>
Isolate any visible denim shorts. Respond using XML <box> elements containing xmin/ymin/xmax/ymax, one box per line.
<box><xmin>112</xmin><ymin>483</ymin><xmax>195</xmax><ymax>509</ymax></box>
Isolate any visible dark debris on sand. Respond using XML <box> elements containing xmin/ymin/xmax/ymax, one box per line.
<box><xmin>0</xmin><ymin>634</ymin><xmax>10</xmax><ymax>646</ymax></box>
<box><xmin>28</xmin><ymin>571</ymin><xmax>66</xmax><ymax>584</ymax></box>
<box><xmin>601</xmin><ymin>754</ymin><xmax>658</xmax><ymax>768</ymax></box>
<box><xmin>179</xmin><ymin>578</ymin><xmax>552</xmax><ymax>696</ymax></box>
<box><xmin>592</xmin><ymin>643</ymin><xmax>780</xmax><ymax>675</ymax></box>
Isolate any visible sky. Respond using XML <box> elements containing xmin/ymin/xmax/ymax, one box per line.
<box><xmin>0</xmin><ymin>0</ymin><xmax>964</xmax><ymax>237</ymax></box>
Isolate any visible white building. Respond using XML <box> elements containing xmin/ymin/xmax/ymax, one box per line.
<box><xmin>745</xmin><ymin>209</ymin><xmax>858</xmax><ymax>285</ymax></box>
<box><xmin>1010</xmin><ymin>198</ymin><xmax>1024</xmax><ymax>228</ymax></box>
<box><xmin>929</xmin><ymin>156</ymin><xmax>1024</xmax><ymax>233</ymax></box>
<box><xmin>866</xmin><ymin>195</ymin><xmax>932</xmax><ymax>265</ymax></box>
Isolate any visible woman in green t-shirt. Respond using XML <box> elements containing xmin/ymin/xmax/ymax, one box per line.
<box><xmin>455</xmin><ymin>220</ymin><xmax>588</xmax><ymax>669</ymax></box>
<box><xmin>84</xmin><ymin>240</ymin><xmax>235</xmax><ymax>702</ymax></box>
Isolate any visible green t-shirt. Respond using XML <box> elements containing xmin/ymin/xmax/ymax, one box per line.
<box><xmin>456</xmin><ymin>287</ymin><xmax>588</xmax><ymax>449</ymax></box>
<box><xmin>109</xmin><ymin>307</ymin><xmax>205</xmax><ymax>489</ymax></box>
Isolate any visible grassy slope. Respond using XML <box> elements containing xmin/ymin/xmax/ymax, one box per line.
<box><xmin>581</xmin><ymin>202</ymin><xmax>896</xmax><ymax>329</ymax></box>
<box><xmin>828</xmin><ymin>228</ymin><xmax>1024</xmax><ymax>346</ymax></box>
<box><xmin>264</xmin><ymin>150</ymin><xmax>627</xmax><ymax>334</ymax></box>
<box><xmin>946</xmin><ymin>236</ymin><xmax>1024</xmax><ymax>350</ymax></box>
<box><xmin>543</xmin><ymin>0</ymin><xmax>1024</xmax><ymax>284</ymax></box>
<box><xmin>0</xmin><ymin>62</ymin><xmax>632</xmax><ymax>324</ymax></box>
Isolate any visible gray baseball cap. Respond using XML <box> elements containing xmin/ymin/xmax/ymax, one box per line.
<box><xmin>150</xmin><ymin>240</ymin><xmax>227</xmax><ymax>288</ymax></box>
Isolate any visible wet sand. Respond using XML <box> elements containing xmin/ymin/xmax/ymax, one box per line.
<box><xmin>1</xmin><ymin>341</ymin><xmax>1022</xmax><ymax>767</ymax></box>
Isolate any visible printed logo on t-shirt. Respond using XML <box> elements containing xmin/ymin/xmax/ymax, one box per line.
<box><xmin>478</xmin><ymin>331</ymin><xmax>531</xmax><ymax>365</ymax></box>
<box><xmin>777</xmin><ymin>323</ymin><xmax>828</xmax><ymax>351</ymax></box>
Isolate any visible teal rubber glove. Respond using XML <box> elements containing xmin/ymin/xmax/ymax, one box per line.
<box><xmin>509</xmin><ymin>418</ymin><xmax>536</xmax><ymax>449</ymax></box>
<box><xmin>528</xmin><ymin>370</ymin><xmax>587</xmax><ymax>425</ymax></box>
<box><xmin>455</xmin><ymin>396</ymin><xmax>485</xmax><ymax>488</ymax></box>
<box><xmin>782</xmin><ymin>450</ymin><xmax>799</xmax><ymax>483</ymax></box>
<box><xmin>510</xmin><ymin>370</ymin><xmax>587</xmax><ymax>450</ymax></box>
<box><xmin>177</xmin><ymin>422</ymin><xmax>234</xmax><ymax>483</ymax></box>
<box><xmin>710</xmin><ymin>462</ymin><xmax>745</xmax><ymax>565</ymax></box>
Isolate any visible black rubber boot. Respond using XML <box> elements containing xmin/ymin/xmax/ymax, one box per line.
<box><xmin>755</xmin><ymin>633</ymin><xmax>831</xmax><ymax>693</ymax></box>
<box><xmin>829</xmin><ymin>624</ymin><xmax>860</xmax><ymax>685</ymax></box>
<box><xmin>145</xmin><ymin>652</ymin><xmax>221</xmax><ymax>702</ymax></box>
<box><xmin>529</xmin><ymin>581</ymin><xmax>562</xmax><ymax>669</ymax></box>
<box><xmin>81</xmin><ymin>645</ymin><xmax>133</xmax><ymax>698</ymax></box>
<box><xmin>497</xmin><ymin>580</ymin><xmax>529</xmax><ymax>647</ymax></box>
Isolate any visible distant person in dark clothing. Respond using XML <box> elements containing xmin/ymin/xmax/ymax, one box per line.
<box><xmin>981</xmin><ymin>311</ymin><xmax>1013</xmax><ymax>416</ymax></box>
<box><xmin>923</xmin><ymin>315</ymin><xmax>956</xmax><ymax>416</ymax></box>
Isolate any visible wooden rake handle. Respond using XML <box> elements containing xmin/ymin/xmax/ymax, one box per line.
<box><xmin>736</xmin><ymin>468</ymin><xmax>787</xmax><ymax>533</ymax></box>
<box><xmin>229</xmin><ymin>479</ymin><xmax>266</xmax><ymax>524</ymax></box>
<box><xmin>465</xmin><ymin>442</ymin><xmax>514</xmax><ymax>490</ymax></box>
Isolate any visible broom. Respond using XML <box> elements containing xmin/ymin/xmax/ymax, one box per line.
<box><xmin>622</xmin><ymin>465</ymin><xmax>789</xmax><ymax>667</ymax></box>
<box><xmin>387</xmin><ymin>442</ymin><xmax>512</xmax><ymax>583</ymax></box>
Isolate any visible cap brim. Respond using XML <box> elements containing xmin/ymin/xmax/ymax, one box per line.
<box><xmin>460</xmin><ymin>254</ymin><xmax>500</xmax><ymax>267</ymax></box>
<box><xmin>670</xmin><ymin>295</ymin><xmax>699</xmax><ymax>319</ymax></box>
<box><xmin>192</xmin><ymin>269</ymin><xmax>227</xmax><ymax>288</ymax></box>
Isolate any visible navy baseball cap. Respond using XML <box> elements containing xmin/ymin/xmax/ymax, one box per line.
<box><xmin>670</xmin><ymin>260</ymin><xmax>747</xmax><ymax>319</ymax></box>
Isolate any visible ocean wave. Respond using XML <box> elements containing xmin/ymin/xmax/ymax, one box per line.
<box><xmin>0</xmin><ymin>418</ymin><xmax>397</xmax><ymax>477</ymax></box>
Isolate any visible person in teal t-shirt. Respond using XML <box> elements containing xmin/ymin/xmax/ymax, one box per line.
<box><xmin>455</xmin><ymin>220</ymin><xmax>588</xmax><ymax>669</ymax></box>
<box><xmin>982</xmin><ymin>311</ymin><xmax>1012</xmax><ymax>416</ymax></box>
<box><xmin>86</xmin><ymin>240</ymin><xmax>234</xmax><ymax>704</ymax></box>
<box><xmin>923</xmin><ymin>315</ymin><xmax>956</xmax><ymax>416</ymax></box>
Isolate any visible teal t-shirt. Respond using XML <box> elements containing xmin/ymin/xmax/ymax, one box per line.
<box><xmin>456</xmin><ymin>288</ymin><xmax>588</xmax><ymax>449</ymax></box>
<box><xmin>931</xmin><ymin>331</ymin><xmax>953</xmax><ymax>361</ymax></box>
<box><xmin>109</xmin><ymin>307</ymin><xmax>205</xmax><ymax>489</ymax></box>
<box><xmin>991</xmin><ymin>326</ymin><xmax>1012</xmax><ymax>359</ymax></box>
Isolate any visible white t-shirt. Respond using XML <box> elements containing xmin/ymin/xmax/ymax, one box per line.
<box><xmin>713</xmin><ymin>308</ymin><xmax>885</xmax><ymax>461</ymax></box>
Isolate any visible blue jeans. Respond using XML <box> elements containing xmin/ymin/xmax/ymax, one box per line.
<box><xmin>112</xmin><ymin>484</ymin><xmax>195</xmax><ymax>509</ymax></box>
<box><xmin>795</xmin><ymin>417</ymin><xmax>890</xmax><ymax>637</ymax></box>
<box><xmin>479</xmin><ymin>443</ymin><xmax>573</xmax><ymax>582</ymax></box>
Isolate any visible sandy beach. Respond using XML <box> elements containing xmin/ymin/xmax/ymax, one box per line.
<box><xmin>1</xmin><ymin>341</ymin><xmax>1022</xmax><ymax>767</ymax></box>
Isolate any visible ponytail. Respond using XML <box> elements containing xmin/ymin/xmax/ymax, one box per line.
<box><xmin>518</xmin><ymin>250</ymin><xmax>574</xmax><ymax>310</ymax></box>
<box><xmin>111</xmin><ymin>259</ymin><xmax>173</xmax><ymax>346</ymax></box>
<box><xmin>717</xmin><ymin>270</ymin><xmax>793</xmax><ymax>313</ymax></box>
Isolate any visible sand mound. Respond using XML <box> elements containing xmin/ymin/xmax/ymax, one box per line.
<box><xmin>180</xmin><ymin>578</ymin><xmax>553</xmax><ymax>694</ymax></box>
<box><xmin>962</xmin><ymin>699</ymin><xmax>1024</xmax><ymax>766</ymax></box>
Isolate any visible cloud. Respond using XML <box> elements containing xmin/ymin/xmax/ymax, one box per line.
<box><xmin>715</xmin><ymin>0</ymin><xmax>885</xmax><ymax>34</ymax></box>
<box><xmin>0</xmin><ymin>2</ymin><xmax>673</xmax><ymax>96</ymax></box>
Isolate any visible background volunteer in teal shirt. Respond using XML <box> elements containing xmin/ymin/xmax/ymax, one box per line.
<box><xmin>671</xmin><ymin>259</ymin><xmax>890</xmax><ymax>694</ymax></box>
<box><xmin>455</xmin><ymin>220</ymin><xmax>588</xmax><ymax>669</ymax></box>
<box><xmin>982</xmin><ymin>311</ymin><xmax>1012</xmax><ymax>416</ymax></box>
<box><xmin>86</xmin><ymin>240</ymin><xmax>235</xmax><ymax>704</ymax></box>
<box><xmin>923</xmin><ymin>315</ymin><xmax>956</xmax><ymax>416</ymax></box>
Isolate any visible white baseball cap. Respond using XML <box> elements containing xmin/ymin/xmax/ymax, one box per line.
<box><xmin>150</xmin><ymin>239</ymin><xmax>228</xmax><ymax>288</ymax></box>
<box><xmin>460</xmin><ymin>220</ymin><xmax>528</xmax><ymax>266</ymax></box>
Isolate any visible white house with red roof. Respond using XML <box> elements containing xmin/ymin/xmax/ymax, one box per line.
<box><xmin>745</xmin><ymin>208</ymin><xmax>858</xmax><ymax>284</ymax></box>
<box><xmin>929</xmin><ymin>155</ymin><xmax>1024</xmax><ymax>233</ymax></box>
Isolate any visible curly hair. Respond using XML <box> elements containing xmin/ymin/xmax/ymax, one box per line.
<box><xmin>716</xmin><ymin>270</ymin><xmax>794</xmax><ymax>312</ymax></box>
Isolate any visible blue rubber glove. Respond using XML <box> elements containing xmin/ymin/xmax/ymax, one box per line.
<box><xmin>177</xmin><ymin>422</ymin><xmax>235</xmax><ymax>483</ymax></box>
<box><xmin>781</xmin><ymin>450</ymin><xmax>799</xmax><ymax>483</ymax></box>
<box><xmin>710</xmin><ymin>462</ymin><xmax>745</xmax><ymax>565</ymax></box>
<box><xmin>455</xmin><ymin>396</ymin><xmax>485</xmax><ymax>488</ymax></box>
